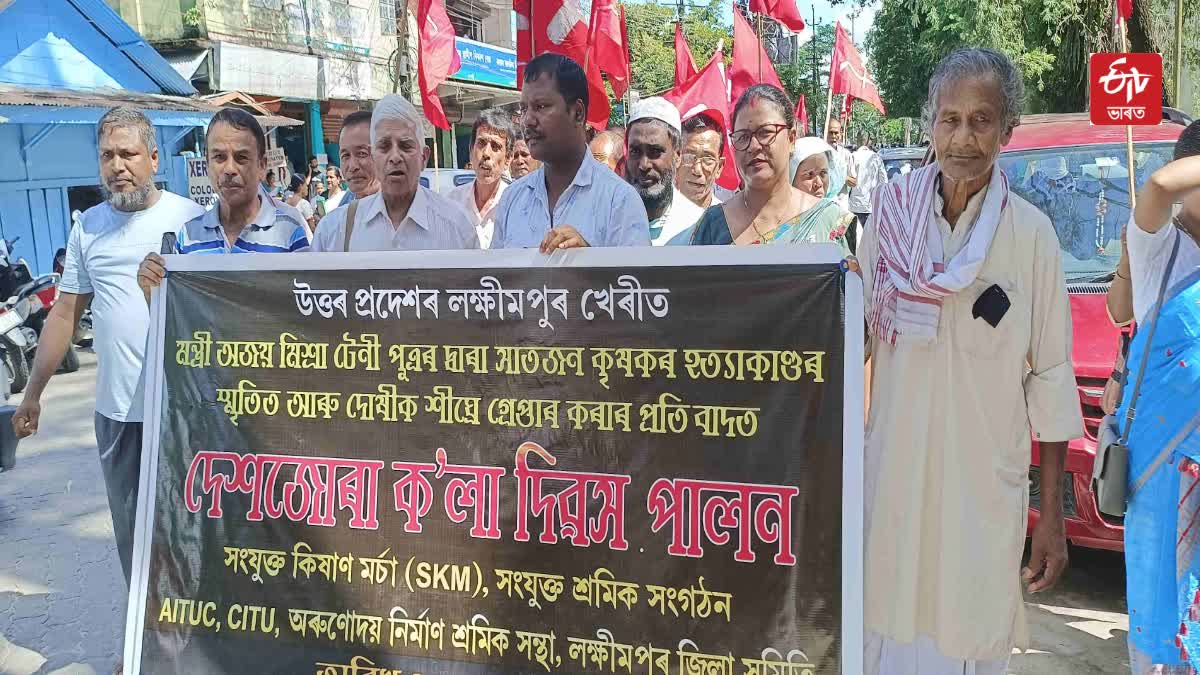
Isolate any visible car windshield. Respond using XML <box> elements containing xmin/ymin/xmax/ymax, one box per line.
<box><xmin>884</xmin><ymin>158</ymin><xmax>920</xmax><ymax>180</ymax></box>
<box><xmin>997</xmin><ymin>142</ymin><xmax>1175</xmax><ymax>283</ymax></box>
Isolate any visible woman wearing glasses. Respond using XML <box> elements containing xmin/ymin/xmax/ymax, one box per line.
<box><xmin>689</xmin><ymin>84</ymin><xmax>850</xmax><ymax>252</ymax></box>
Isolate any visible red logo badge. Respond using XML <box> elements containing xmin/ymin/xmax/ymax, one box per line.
<box><xmin>1090</xmin><ymin>52</ymin><xmax>1162</xmax><ymax>126</ymax></box>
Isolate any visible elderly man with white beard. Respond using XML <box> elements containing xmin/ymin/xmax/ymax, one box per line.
<box><xmin>12</xmin><ymin>107</ymin><xmax>204</xmax><ymax>593</ymax></box>
<box><xmin>624</xmin><ymin>97</ymin><xmax>703</xmax><ymax>246</ymax></box>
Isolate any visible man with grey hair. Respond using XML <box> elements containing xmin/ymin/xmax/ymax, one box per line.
<box><xmin>857</xmin><ymin>48</ymin><xmax>1082</xmax><ymax>674</ymax></box>
<box><xmin>312</xmin><ymin>94</ymin><xmax>477</xmax><ymax>251</ymax></box>
<box><xmin>624</xmin><ymin>97</ymin><xmax>703</xmax><ymax>245</ymax></box>
<box><xmin>12</xmin><ymin>107</ymin><xmax>203</xmax><ymax>591</ymax></box>
<box><xmin>448</xmin><ymin>108</ymin><xmax>515</xmax><ymax>248</ymax></box>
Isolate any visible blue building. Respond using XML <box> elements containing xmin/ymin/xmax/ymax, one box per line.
<box><xmin>0</xmin><ymin>0</ymin><xmax>213</xmax><ymax>273</ymax></box>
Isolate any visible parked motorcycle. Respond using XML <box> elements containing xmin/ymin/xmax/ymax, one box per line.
<box><xmin>0</xmin><ymin>237</ymin><xmax>65</xmax><ymax>392</ymax></box>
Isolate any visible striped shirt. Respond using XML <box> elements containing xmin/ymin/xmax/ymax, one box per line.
<box><xmin>175</xmin><ymin>192</ymin><xmax>310</xmax><ymax>254</ymax></box>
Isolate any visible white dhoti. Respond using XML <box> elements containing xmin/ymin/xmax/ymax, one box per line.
<box><xmin>865</xmin><ymin>632</ymin><xmax>1010</xmax><ymax>675</ymax></box>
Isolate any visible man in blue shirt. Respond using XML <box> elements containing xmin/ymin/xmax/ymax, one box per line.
<box><xmin>492</xmin><ymin>53</ymin><xmax>649</xmax><ymax>251</ymax></box>
<box><xmin>137</xmin><ymin>109</ymin><xmax>309</xmax><ymax>298</ymax></box>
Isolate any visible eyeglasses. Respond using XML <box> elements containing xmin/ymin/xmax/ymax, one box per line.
<box><xmin>681</xmin><ymin>153</ymin><xmax>720</xmax><ymax>171</ymax></box>
<box><xmin>730</xmin><ymin>123</ymin><xmax>789</xmax><ymax>151</ymax></box>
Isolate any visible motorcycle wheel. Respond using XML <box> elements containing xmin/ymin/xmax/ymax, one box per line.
<box><xmin>59</xmin><ymin>347</ymin><xmax>80</xmax><ymax>374</ymax></box>
<box><xmin>6</xmin><ymin>348</ymin><xmax>28</xmax><ymax>394</ymax></box>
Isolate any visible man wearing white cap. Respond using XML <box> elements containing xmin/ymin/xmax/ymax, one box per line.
<box><xmin>625</xmin><ymin>97</ymin><xmax>704</xmax><ymax>246</ymax></box>
<box><xmin>312</xmin><ymin>94</ymin><xmax>478</xmax><ymax>252</ymax></box>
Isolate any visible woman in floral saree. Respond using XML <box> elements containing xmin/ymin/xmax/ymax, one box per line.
<box><xmin>689</xmin><ymin>85</ymin><xmax>851</xmax><ymax>254</ymax></box>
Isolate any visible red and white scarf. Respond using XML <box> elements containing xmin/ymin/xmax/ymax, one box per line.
<box><xmin>868</xmin><ymin>161</ymin><xmax>1010</xmax><ymax>345</ymax></box>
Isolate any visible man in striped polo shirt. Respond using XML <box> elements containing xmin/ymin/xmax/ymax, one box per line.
<box><xmin>138</xmin><ymin>109</ymin><xmax>308</xmax><ymax>296</ymax></box>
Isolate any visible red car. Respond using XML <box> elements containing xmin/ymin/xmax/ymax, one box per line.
<box><xmin>999</xmin><ymin>113</ymin><xmax>1187</xmax><ymax>551</ymax></box>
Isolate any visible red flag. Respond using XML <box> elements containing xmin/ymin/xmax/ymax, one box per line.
<box><xmin>514</xmin><ymin>0</ymin><xmax>609</xmax><ymax>129</ymax></box>
<box><xmin>1116</xmin><ymin>0</ymin><xmax>1133</xmax><ymax>23</ymax></box>
<box><xmin>417</xmin><ymin>0</ymin><xmax>460</xmax><ymax>130</ymax></box>
<box><xmin>841</xmin><ymin>94</ymin><xmax>852</xmax><ymax>121</ymax></box>
<box><xmin>828</xmin><ymin>22</ymin><xmax>885</xmax><ymax>115</ymax></box>
<box><xmin>674</xmin><ymin>22</ymin><xmax>698</xmax><ymax>89</ymax></box>
<box><xmin>748</xmin><ymin>0</ymin><xmax>805</xmax><ymax>33</ymax></box>
<box><xmin>588</xmin><ymin>0</ymin><xmax>629</xmax><ymax>98</ymax></box>
<box><xmin>730</xmin><ymin>6</ymin><xmax>784</xmax><ymax>108</ymax></box>
<box><xmin>664</xmin><ymin>48</ymin><xmax>740</xmax><ymax>190</ymax></box>
<box><xmin>795</xmin><ymin>94</ymin><xmax>808</xmax><ymax>135</ymax></box>
<box><xmin>515</xmin><ymin>0</ymin><xmax>532</xmax><ymax>85</ymax></box>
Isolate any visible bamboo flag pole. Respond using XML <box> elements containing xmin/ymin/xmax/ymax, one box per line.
<box><xmin>757</xmin><ymin>13</ymin><xmax>764</xmax><ymax>80</ymax></box>
<box><xmin>1119</xmin><ymin>14</ymin><xmax>1136</xmax><ymax>207</ymax></box>
<box><xmin>822</xmin><ymin>24</ymin><xmax>836</xmax><ymax>139</ymax></box>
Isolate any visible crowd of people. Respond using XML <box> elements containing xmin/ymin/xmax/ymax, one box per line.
<box><xmin>9</xmin><ymin>45</ymin><xmax>1200</xmax><ymax>675</ymax></box>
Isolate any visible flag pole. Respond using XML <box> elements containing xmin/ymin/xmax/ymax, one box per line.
<box><xmin>823</xmin><ymin>24</ymin><xmax>837</xmax><ymax>138</ymax></box>
<box><xmin>757</xmin><ymin>13</ymin><xmax>764</xmax><ymax>80</ymax></box>
<box><xmin>1118</xmin><ymin>13</ymin><xmax>1136</xmax><ymax>207</ymax></box>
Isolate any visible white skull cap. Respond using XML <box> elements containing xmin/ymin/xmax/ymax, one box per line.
<box><xmin>629</xmin><ymin>97</ymin><xmax>682</xmax><ymax>135</ymax></box>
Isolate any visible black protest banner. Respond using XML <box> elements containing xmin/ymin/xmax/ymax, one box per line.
<box><xmin>125</xmin><ymin>247</ymin><xmax>864</xmax><ymax>675</ymax></box>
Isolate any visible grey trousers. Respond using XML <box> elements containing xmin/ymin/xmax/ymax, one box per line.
<box><xmin>94</xmin><ymin>412</ymin><xmax>142</xmax><ymax>586</ymax></box>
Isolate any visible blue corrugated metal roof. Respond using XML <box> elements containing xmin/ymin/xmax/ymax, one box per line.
<box><xmin>63</xmin><ymin>0</ymin><xmax>197</xmax><ymax>96</ymax></box>
<box><xmin>0</xmin><ymin>105</ymin><xmax>211</xmax><ymax>127</ymax></box>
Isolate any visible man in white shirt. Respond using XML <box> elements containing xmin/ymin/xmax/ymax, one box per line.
<box><xmin>12</xmin><ymin>107</ymin><xmax>204</xmax><ymax>589</ymax></box>
<box><xmin>447</xmin><ymin>108</ymin><xmax>514</xmax><ymax>249</ymax></box>
<box><xmin>676</xmin><ymin>113</ymin><xmax>727</xmax><ymax>209</ymax></box>
<box><xmin>625</xmin><ymin>97</ymin><xmax>703</xmax><ymax>246</ymax></box>
<box><xmin>848</xmin><ymin>132</ymin><xmax>888</xmax><ymax>253</ymax></box>
<box><xmin>493</xmin><ymin>53</ymin><xmax>649</xmax><ymax>251</ymax></box>
<box><xmin>324</xmin><ymin>166</ymin><xmax>349</xmax><ymax>212</ymax></box>
<box><xmin>312</xmin><ymin>95</ymin><xmax>478</xmax><ymax>252</ymax></box>
<box><xmin>826</xmin><ymin>118</ymin><xmax>857</xmax><ymax>210</ymax></box>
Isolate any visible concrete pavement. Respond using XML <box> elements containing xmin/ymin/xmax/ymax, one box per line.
<box><xmin>0</xmin><ymin>352</ymin><xmax>1134</xmax><ymax>674</ymax></box>
<box><xmin>0</xmin><ymin>353</ymin><xmax>120</xmax><ymax>675</ymax></box>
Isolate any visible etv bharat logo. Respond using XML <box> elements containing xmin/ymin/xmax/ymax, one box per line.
<box><xmin>1090</xmin><ymin>52</ymin><xmax>1162</xmax><ymax>126</ymax></box>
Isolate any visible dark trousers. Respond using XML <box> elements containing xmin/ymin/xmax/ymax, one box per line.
<box><xmin>94</xmin><ymin>412</ymin><xmax>143</xmax><ymax>586</ymax></box>
<box><xmin>851</xmin><ymin>212</ymin><xmax>871</xmax><ymax>255</ymax></box>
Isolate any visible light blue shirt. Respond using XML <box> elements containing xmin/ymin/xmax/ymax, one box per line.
<box><xmin>492</xmin><ymin>153</ymin><xmax>650</xmax><ymax>249</ymax></box>
<box><xmin>175</xmin><ymin>192</ymin><xmax>310</xmax><ymax>254</ymax></box>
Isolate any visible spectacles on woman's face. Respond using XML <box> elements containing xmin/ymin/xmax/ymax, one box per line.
<box><xmin>681</xmin><ymin>153</ymin><xmax>719</xmax><ymax>171</ymax></box>
<box><xmin>730</xmin><ymin>123</ymin><xmax>789</xmax><ymax>152</ymax></box>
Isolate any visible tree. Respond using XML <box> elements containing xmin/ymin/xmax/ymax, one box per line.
<box><xmin>624</xmin><ymin>0</ymin><xmax>732</xmax><ymax>97</ymax></box>
<box><xmin>867</xmin><ymin>0</ymin><xmax>1200</xmax><ymax>117</ymax></box>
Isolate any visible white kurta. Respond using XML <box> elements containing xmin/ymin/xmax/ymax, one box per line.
<box><xmin>858</xmin><ymin>185</ymin><xmax>1084</xmax><ymax>670</ymax></box>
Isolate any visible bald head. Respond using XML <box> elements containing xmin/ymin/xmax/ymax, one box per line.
<box><xmin>590</xmin><ymin>131</ymin><xmax>624</xmax><ymax>172</ymax></box>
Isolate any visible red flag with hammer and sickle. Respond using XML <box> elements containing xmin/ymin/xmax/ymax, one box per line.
<box><xmin>828</xmin><ymin>22</ymin><xmax>885</xmax><ymax>115</ymax></box>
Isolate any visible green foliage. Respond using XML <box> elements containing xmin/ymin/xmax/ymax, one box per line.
<box><xmin>868</xmin><ymin>0</ymin><xmax>1200</xmax><ymax>117</ymax></box>
<box><xmin>625</xmin><ymin>0</ymin><xmax>731</xmax><ymax>97</ymax></box>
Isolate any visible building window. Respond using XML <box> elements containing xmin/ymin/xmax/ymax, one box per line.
<box><xmin>380</xmin><ymin>0</ymin><xmax>397</xmax><ymax>35</ymax></box>
<box><xmin>447</xmin><ymin>8</ymin><xmax>483</xmax><ymax>41</ymax></box>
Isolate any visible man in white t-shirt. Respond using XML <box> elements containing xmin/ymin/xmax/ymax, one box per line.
<box><xmin>1127</xmin><ymin>130</ymin><xmax>1200</xmax><ymax>324</ymax></box>
<box><xmin>12</xmin><ymin>107</ymin><xmax>204</xmax><ymax>589</ymax></box>
<box><xmin>848</xmin><ymin>133</ymin><xmax>888</xmax><ymax>254</ymax></box>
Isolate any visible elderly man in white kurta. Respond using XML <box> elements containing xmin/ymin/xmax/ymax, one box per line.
<box><xmin>856</xmin><ymin>48</ymin><xmax>1084</xmax><ymax>675</ymax></box>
